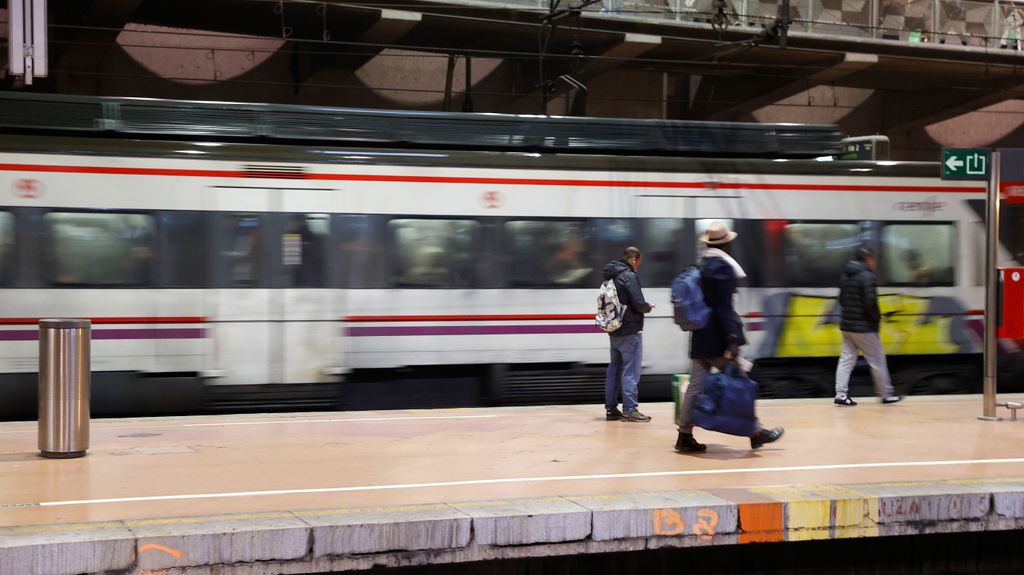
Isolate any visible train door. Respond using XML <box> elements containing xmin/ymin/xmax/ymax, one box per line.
<box><xmin>204</xmin><ymin>186</ymin><xmax>278</xmax><ymax>386</ymax></box>
<box><xmin>278</xmin><ymin>189</ymin><xmax>339</xmax><ymax>384</ymax></box>
<box><xmin>204</xmin><ymin>186</ymin><xmax>343</xmax><ymax>387</ymax></box>
<box><xmin>632</xmin><ymin>194</ymin><xmax>691</xmax><ymax>375</ymax></box>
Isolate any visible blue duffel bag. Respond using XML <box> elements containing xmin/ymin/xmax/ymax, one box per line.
<box><xmin>691</xmin><ymin>366</ymin><xmax>758</xmax><ymax>437</ymax></box>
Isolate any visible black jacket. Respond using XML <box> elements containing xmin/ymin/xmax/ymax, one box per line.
<box><xmin>839</xmin><ymin>259</ymin><xmax>881</xmax><ymax>333</ymax></box>
<box><xmin>690</xmin><ymin>256</ymin><xmax>747</xmax><ymax>359</ymax></box>
<box><xmin>602</xmin><ymin>259</ymin><xmax>652</xmax><ymax>337</ymax></box>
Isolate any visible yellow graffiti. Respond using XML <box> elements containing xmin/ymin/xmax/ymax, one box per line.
<box><xmin>877</xmin><ymin>295</ymin><xmax>957</xmax><ymax>355</ymax></box>
<box><xmin>775</xmin><ymin>294</ymin><xmax>959</xmax><ymax>357</ymax></box>
<box><xmin>776</xmin><ymin>296</ymin><xmax>843</xmax><ymax>357</ymax></box>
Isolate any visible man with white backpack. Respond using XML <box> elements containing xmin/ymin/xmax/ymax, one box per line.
<box><xmin>598</xmin><ymin>247</ymin><xmax>654</xmax><ymax>422</ymax></box>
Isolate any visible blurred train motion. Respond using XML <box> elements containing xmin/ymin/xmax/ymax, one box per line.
<box><xmin>0</xmin><ymin>93</ymin><xmax>1019</xmax><ymax>418</ymax></box>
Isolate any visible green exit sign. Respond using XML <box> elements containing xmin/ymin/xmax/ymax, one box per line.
<box><xmin>942</xmin><ymin>148</ymin><xmax>990</xmax><ymax>180</ymax></box>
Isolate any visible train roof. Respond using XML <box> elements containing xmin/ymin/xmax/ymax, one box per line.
<box><xmin>0</xmin><ymin>132</ymin><xmax>940</xmax><ymax>178</ymax></box>
<box><xmin>0</xmin><ymin>91</ymin><xmax>844</xmax><ymax>159</ymax></box>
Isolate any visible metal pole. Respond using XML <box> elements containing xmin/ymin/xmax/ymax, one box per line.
<box><xmin>981</xmin><ymin>152</ymin><xmax>1001</xmax><ymax>421</ymax></box>
<box><xmin>38</xmin><ymin>319</ymin><xmax>91</xmax><ymax>457</ymax></box>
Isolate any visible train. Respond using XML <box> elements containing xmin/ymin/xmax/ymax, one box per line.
<box><xmin>0</xmin><ymin>93</ymin><xmax>1018</xmax><ymax>418</ymax></box>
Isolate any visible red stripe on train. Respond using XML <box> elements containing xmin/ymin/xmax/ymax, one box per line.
<box><xmin>345</xmin><ymin>314</ymin><xmax>594</xmax><ymax>322</ymax></box>
<box><xmin>0</xmin><ymin>317</ymin><xmax>206</xmax><ymax>326</ymax></box>
<box><xmin>0</xmin><ymin>163</ymin><xmax>986</xmax><ymax>193</ymax></box>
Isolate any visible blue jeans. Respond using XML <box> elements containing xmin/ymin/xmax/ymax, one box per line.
<box><xmin>605</xmin><ymin>333</ymin><xmax>642</xmax><ymax>412</ymax></box>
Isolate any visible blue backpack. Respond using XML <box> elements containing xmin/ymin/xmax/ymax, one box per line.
<box><xmin>671</xmin><ymin>266</ymin><xmax>711</xmax><ymax>331</ymax></box>
<box><xmin>691</xmin><ymin>366</ymin><xmax>759</xmax><ymax>437</ymax></box>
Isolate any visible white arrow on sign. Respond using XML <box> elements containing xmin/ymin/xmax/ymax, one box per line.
<box><xmin>945</xmin><ymin>156</ymin><xmax>964</xmax><ymax>171</ymax></box>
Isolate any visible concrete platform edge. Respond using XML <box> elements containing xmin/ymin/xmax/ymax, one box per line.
<box><xmin>4</xmin><ymin>478</ymin><xmax>1024</xmax><ymax>575</ymax></box>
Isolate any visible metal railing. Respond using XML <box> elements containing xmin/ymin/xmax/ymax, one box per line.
<box><xmin>489</xmin><ymin>0</ymin><xmax>1024</xmax><ymax>51</ymax></box>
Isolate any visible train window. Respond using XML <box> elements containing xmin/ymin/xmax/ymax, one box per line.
<box><xmin>336</xmin><ymin>214</ymin><xmax>386</xmax><ymax>288</ymax></box>
<box><xmin>283</xmin><ymin>213</ymin><xmax>329</xmax><ymax>288</ymax></box>
<box><xmin>593</xmin><ymin>219</ymin><xmax>634</xmax><ymax>284</ymax></box>
<box><xmin>0</xmin><ymin>212</ymin><xmax>12</xmax><ymax>285</ymax></box>
<box><xmin>783</xmin><ymin>222</ymin><xmax>863</xmax><ymax>287</ymax></box>
<box><xmin>506</xmin><ymin>220</ymin><xmax>591</xmax><ymax>287</ymax></box>
<box><xmin>881</xmin><ymin>223</ymin><xmax>956</xmax><ymax>286</ymax></box>
<box><xmin>46</xmin><ymin>212</ymin><xmax>155</xmax><ymax>286</ymax></box>
<box><xmin>220</xmin><ymin>214</ymin><xmax>263</xmax><ymax>288</ymax></box>
<box><xmin>158</xmin><ymin>211</ymin><xmax>205</xmax><ymax>288</ymax></box>
<box><xmin>642</xmin><ymin>218</ymin><xmax>687</xmax><ymax>287</ymax></box>
<box><xmin>389</xmin><ymin>219</ymin><xmax>479</xmax><ymax>287</ymax></box>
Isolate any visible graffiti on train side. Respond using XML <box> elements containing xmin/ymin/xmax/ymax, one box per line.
<box><xmin>756</xmin><ymin>293</ymin><xmax>978</xmax><ymax>358</ymax></box>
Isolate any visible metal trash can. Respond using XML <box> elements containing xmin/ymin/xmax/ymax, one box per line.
<box><xmin>38</xmin><ymin>319</ymin><xmax>91</xmax><ymax>458</ymax></box>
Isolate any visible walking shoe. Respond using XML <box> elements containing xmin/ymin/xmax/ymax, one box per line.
<box><xmin>622</xmin><ymin>409</ymin><xmax>652</xmax><ymax>422</ymax></box>
<box><xmin>606</xmin><ymin>407</ymin><xmax>624</xmax><ymax>421</ymax></box>
<box><xmin>882</xmin><ymin>395</ymin><xmax>904</xmax><ymax>404</ymax></box>
<box><xmin>750</xmin><ymin>427</ymin><xmax>784</xmax><ymax>449</ymax></box>
<box><xmin>675</xmin><ymin>432</ymin><xmax>707</xmax><ymax>452</ymax></box>
<box><xmin>834</xmin><ymin>396</ymin><xmax>857</xmax><ymax>407</ymax></box>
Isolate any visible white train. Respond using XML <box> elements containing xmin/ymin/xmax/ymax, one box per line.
<box><xmin>0</xmin><ymin>97</ymin><xmax>1016</xmax><ymax>417</ymax></box>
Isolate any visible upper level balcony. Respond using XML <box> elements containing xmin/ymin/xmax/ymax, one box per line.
<box><xmin>422</xmin><ymin>0</ymin><xmax>1024</xmax><ymax>53</ymax></box>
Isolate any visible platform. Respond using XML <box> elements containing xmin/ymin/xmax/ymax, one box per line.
<box><xmin>3</xmin><ymin>395</ymin><xmax>1024</xmax><ymax>574</ymax></box>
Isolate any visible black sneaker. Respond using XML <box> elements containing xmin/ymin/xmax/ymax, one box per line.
<box><xmin>622</xmin><ymin>409</ymin><xmax>652</xmax><ymax>422</ymax></box>
<box><xmin>834</xmin><ymin>397</ymin><xmax>857</xmax><ymax>407</ymax></box>
<box><xmin>675</xmin><ymin>433</ymin><xmax>707</xmax><ymax>452</ymax></box>
<box><xmin>882</xmin><ymin>395</ymin><xmax>904</xmax><ymax>404</ymax></box>
<box><xmin>606</xmin><ymin>407</ymin><xmax>624</xmax><ymax>421</ymax></box>
<box><xmin>750</xmin><ymin>427</ymin><xmax>784</xmax><ymax>449</ymax></box>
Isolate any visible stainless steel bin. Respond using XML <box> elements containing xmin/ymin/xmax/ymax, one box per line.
<box><xmin>38</xmin><ymin>319</ymin><xmax>91</xmax><ymax>458</ymax></box>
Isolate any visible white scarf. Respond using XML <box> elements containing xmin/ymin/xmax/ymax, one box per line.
<box><xmin>703</xmin><ymin>247</ymin><xmax>747</xmax><ymax>280</ymax></box>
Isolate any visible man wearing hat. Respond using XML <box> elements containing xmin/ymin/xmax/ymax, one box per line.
<box><xmin>675</xmin><ymin>220</ymin><xmax>785</xmax><ymax>452</ymax></box>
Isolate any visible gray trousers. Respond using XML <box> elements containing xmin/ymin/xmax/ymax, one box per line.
<box><xmin>835</xmin><ymin>331</ymin><xmax>896</xmax><ymax>398</ymax></box>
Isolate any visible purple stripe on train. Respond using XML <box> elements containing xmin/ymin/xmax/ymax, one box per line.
<box><xmin>347</xmin><ymin>324</ymin><xmax>602</xmax><ymax>337</ymax></box>
<box><xmin>0</xmin><ymin>329</ymin><xmax>206</xmax><ymax>341</ymax></box>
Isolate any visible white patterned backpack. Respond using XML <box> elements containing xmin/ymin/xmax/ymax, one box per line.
<box><xmin>595</xmin><ymin>279</ymin><xmax>627</xmax><ymax>333</ymax></box>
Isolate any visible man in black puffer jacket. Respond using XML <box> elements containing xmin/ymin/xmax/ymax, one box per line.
<box><xmin>676</xmin><ymin>221</ymin><xmax>784</xmax><ymax>453</ymax></box>
<box><xmin>603</xmin><ymin>247</ymin><xmax>654</xmax><ymax>423</ymax></box>
<box><xmin>834</xmin><ymin>247</ymin><xmax>902</xmax><ymax>406</ymax></box>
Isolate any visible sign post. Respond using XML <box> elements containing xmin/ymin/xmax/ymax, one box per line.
<box><xmin>941</xmin><ymin>148</ymin><xmax>996</xmax><ymax>419</ymax></box>
<box><xmin>981</xmin><ymin>152</ymin><xmax>1000</xmax><ymax>420</ymax></box>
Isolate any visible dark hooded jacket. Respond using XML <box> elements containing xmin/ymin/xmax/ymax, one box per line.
<box><xmin>839</xmin><ymin>259</ymin><xmax>881</xmax><ymax>333</ymax></box>
<box><xmin>602</xmin><ymin>259</ymin><xmax>652</xmax><ymax>337</ymax></box>
<box><xmin>690</xmin><ymin>256</ymin><xmax>747</xmax><ymax>359</ymax></box>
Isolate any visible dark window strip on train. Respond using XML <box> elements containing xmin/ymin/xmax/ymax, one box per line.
<box><xmin>0</xmin><ymin>207</ymin><xmax>980</xmax><ymax>290</ymax></box>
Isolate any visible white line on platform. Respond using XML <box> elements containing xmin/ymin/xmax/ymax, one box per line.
<box><xmin>181</xmin><ymin>414</ymin><xmax>500</xmax><ymax>427</ymax></box>
<box><xmin>0</xmin><ymin>414</ymin><xmax>502</xmax><ymax>434</ymax></box>
<box><xmin>17</xmin><ymin>457</ymin><xmax>1024</xmax><ymax>508</ymax></box>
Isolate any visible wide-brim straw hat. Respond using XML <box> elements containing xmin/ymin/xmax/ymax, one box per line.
<box><xmin>698</xmin><ymin>220</ymin><xmax>738</xmax><ymax>245</ymax></box>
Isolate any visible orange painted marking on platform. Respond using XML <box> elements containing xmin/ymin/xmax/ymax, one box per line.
<box><xmin>738</xmin><ymin>502</ymin><xmax>784</xmax><ymax>544</ymax></box>
<box><xmin>138</xmin><ymin>543</ymin><xmax>183</xmax><ymax>558</ymax></box>
<box><xmin>652</xmin><ymin>508</ymin><xmax>687</xmax><ymax>535</ymax></box>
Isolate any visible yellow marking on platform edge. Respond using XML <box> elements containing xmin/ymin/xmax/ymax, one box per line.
<box><xmin>570</xmin><ymin>490</ymin><xmax>713</xmax><ymax>503</ymax></box>
<box><xmin>7</xmin><ymin>521</ymin><xmax>124</xmax><ymax>535</ymax></box>
<box><xmin>835</xmin><ymin>496</ymin><xmax>879</xmax><ymax>539</ymax></box>
<box><xmin>749</xmin><ymin>486</ymin><xmax>830</xmax><ymax>541</ymax></box>
<box><xmin>787</xmin><ymin>499</ymin><xmax>832</xmax><ymax>541</ymax></box>
<box><xmin>294</xmin><ymin>503</ymin><xmax>455</xmax><ymax>517</ymax></box>
<box><xmin>124</xmin><ymin>512</ymin><xmax>296</xmax><ymax>527</ymax></box>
